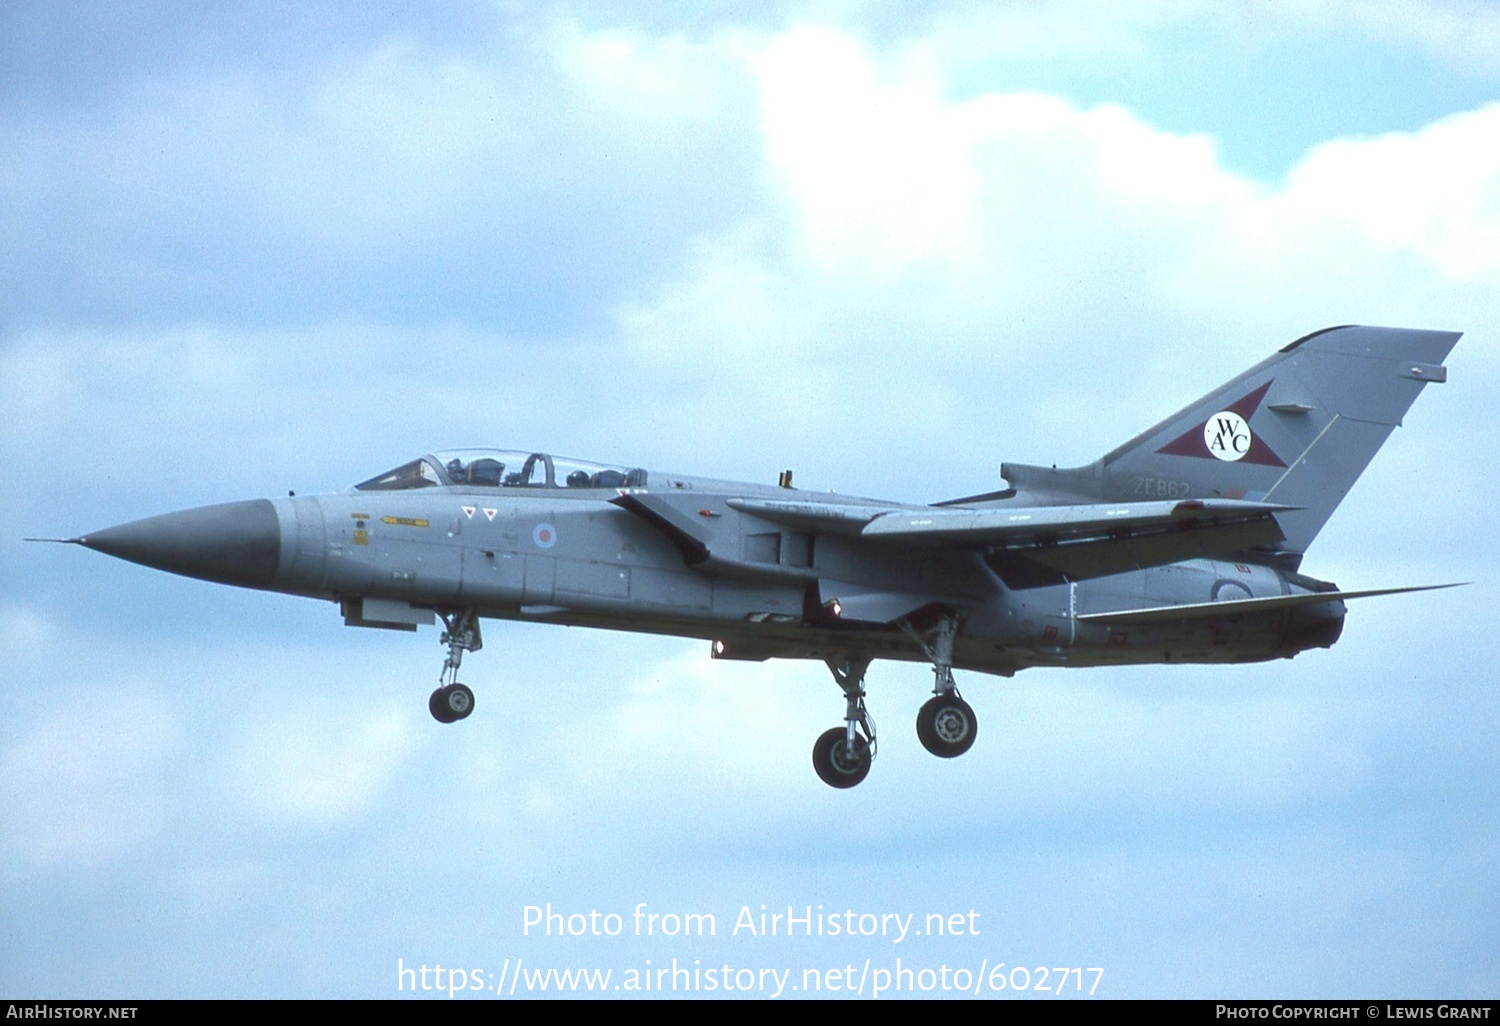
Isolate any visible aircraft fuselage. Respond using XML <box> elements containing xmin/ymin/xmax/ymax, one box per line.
<box><xmin>56</xmin><ymin>325</ymin><xmax>1460</xmax><ymax>787</ymax></box>
<box><xmin>80</xmin><ymin>479</ymin><xmax>1343</xmax><ymax>679</ymax></box>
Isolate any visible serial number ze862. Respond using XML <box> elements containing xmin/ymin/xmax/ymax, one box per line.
<box><xmin>1134</xmin><ymin>477</ymin><xmax>1193</xmax><ymax>498</ymax></box>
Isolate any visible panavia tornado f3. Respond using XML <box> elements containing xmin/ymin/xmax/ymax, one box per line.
<box><xmin>41</xmin><ymin>325</ymin><xmax>1462</xmax><ymax>787</ymax></box>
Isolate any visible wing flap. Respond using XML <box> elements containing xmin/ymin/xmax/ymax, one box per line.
<box><xmin>987</xmin><ymin>518</ymin><xmax>1288</xmax><ymax>588</ymax></box>
<box><xmin>625</xmin><ymin>491</ymin><xmax>1294</xmax><ymax>587</ymax></box>
<box><xmin>868</xmin><ymin>498</ymin><xmax>1293</xmax><ymax>586</ymax></box>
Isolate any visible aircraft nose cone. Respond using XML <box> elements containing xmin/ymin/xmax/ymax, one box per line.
<box><xmin>80</xmin><ymin>499</ymin><xmax>282</xmax><ymax>588</ymax></box>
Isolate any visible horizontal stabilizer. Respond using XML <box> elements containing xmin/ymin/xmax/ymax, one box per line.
<box><xmin>1077</xmin><ymin>582</ymin><xmax>1465</xmax><ymax>625</ymax></box>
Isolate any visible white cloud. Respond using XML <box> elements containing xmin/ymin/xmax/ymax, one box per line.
<box><xmin>604</xmin><ymin>25</ymin><xmax>1498</xmax><ymax>492</ymax></box>
<box><xmin>546</xmin><ymin>20</ymin><xmax>751</xmax><ymax>127</ymax></box>
<box><xmin>750</xmin><ymin>24</ymin><xmax>1499</xmax><ymax>289</ymax></box>
<box><xmin>755</xmin><ymin>27</ymin><xmax>979</xmax><ymax>273</ymax></box>
<box><xmin>1269</xmin><ymin>104</ymin><xmax>1500</xmax><ymax>279</ymax></box>
<box><xmin>224</xmin><ymin>703</ymin><xmax>421</xmax><ymax>827</ymax></box>
<box><xmin>0</xmin><ymin>604</ymin><xmax>60</xmax><ymax>652</ymax></box>
<box><xmin>0</xmin><ymin>691</ymin><xmax>179</xmax><ymax>867</ymax></box>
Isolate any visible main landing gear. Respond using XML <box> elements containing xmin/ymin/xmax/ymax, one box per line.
<box><xmin>912</xmin><ymin>615</ymin><xmax>977</xmax><ymax>759</ymax></box>
<box><xmin>916</xmin><ymin>692</ymin><xmax>977</xmax><ymax>758</ymax></box>
<box><xmin>813</xmin><ymin>614</ymin><xmax>979</xmax><ymax>788</ymax></box>
<box><xmin>812</xmin><ymin>656</ymin><xmax>875</xmax><ymax>789</ymax></box>
<box><xmin>430</xmin><ymin>608</ymin><xmax>481</xmax><ymax>724</ymax></box>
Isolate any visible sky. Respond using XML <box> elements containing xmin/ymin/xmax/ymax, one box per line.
<box><xmin>2</xmin><ymin>0</ymin><xmax>1497</xmax><ymax>1000</ymax></box>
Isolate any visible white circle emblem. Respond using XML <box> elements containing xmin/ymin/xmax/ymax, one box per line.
<box><xmin>1203</xmin><ymin>411</ymin><xmax>1252</xmax><ymax>462</ymax></box>
<box><xmin>533</xmin><ymin>523</ymin><xmax>557</xmax><ymax>549</ymax></box>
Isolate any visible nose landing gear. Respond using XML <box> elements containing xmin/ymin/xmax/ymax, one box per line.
<box><xmin>429</xmin><ymin>608</ymin><xmax>481</xmax><ymax>723</ymax></box>
<box><xmin>430</xmin><ymin>681</ymin><xmax>475</xmax><ymax>723</ymax></box>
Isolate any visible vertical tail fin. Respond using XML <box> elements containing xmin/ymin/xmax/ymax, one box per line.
<box><xmin>1001</xmin><ymin>325</ymin><xmax>1460</xmax><ymax>557</ymax></box>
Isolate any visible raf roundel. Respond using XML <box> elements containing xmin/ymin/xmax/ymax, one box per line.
<box><xmin>532</xmin><ymin>523</ymin><xmax>558</xmax><ymax>549</ymax></box>
<box><xmin>1203</xmin><ymin>410</ymin><xmax>1253</xmax><ymax>462</ymax></box>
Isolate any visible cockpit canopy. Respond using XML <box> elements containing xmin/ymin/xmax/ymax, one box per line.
<box><xmin>355</xmin><ymin>450</ymin><xmax>646</xmax><ymax>491</ymax></box>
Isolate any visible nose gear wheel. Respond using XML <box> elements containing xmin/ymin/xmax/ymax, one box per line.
<box><xmin>430</xmin><ymin>682</ymin><xmax>475</xmax><ymax>723</ymax></box>
<box><xmin>429</xmin><ymin>608</ymin><xmax>482</xmax><ymax>724</ymax></box>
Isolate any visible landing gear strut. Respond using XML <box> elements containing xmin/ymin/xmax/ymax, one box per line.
<box><xmin>430</xmin><ymin>608</ymin><xmax>481</xmax><ymax>724</ymax></box>
<box><xmin>812</xmin><ymin>655</ymin><xmax>875</xmax><ymax>788</ymax></box>
<box><xmin>906</xmin><ymin>614</ymin><xmax>978</xmax><ymax>758</ymax></box>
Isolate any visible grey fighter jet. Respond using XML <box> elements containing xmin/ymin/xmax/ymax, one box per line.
<box><xmin>42</xmin><ymin>325</ymin><xmax>1461</xmax><ymax>787</ymax></box>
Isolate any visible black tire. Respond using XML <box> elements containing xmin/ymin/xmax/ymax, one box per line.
<box><xmin>429</xmin><ymin>684</ymin><xmax>474</xmax><ymax>723</ymax></box>
<box><xmin>430</xmin><ymin>687</ymin><xmax>457</xmax><ymax>723</ymax></box>
<box><xmin>916</xmin><ymin>694</ymin><xmax>977</xmax><ymax>758</ymax></box>
<box><xmin>812</xmin><ymin>726</ymin><xmax>872</xmax><ymax>788</ymax></box>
